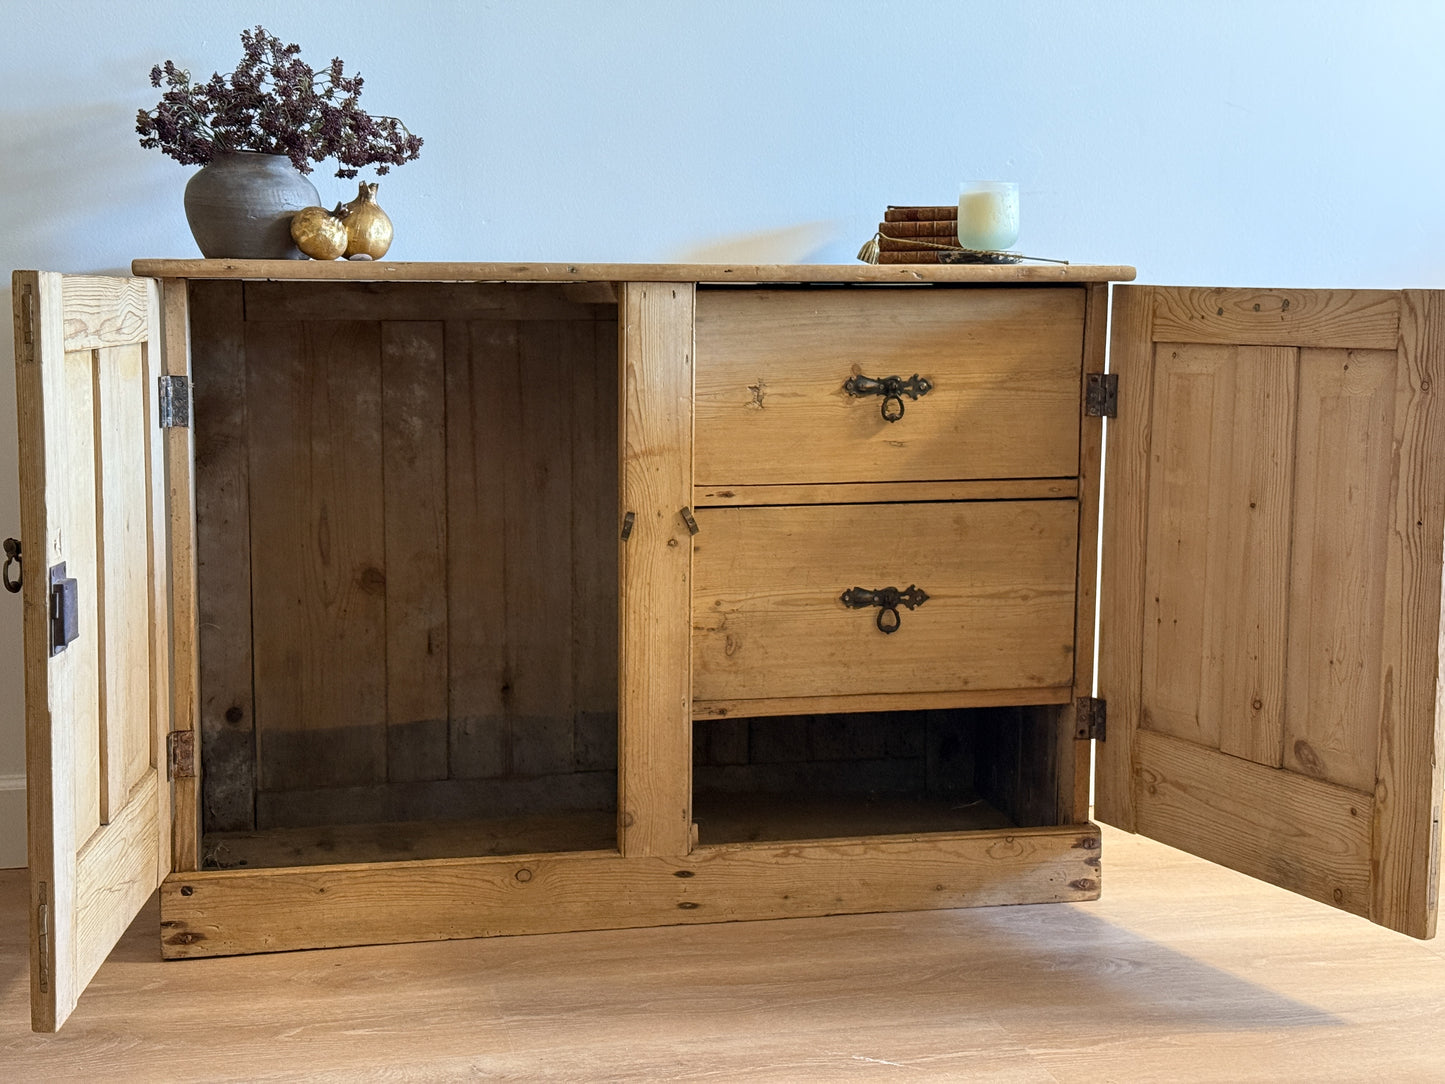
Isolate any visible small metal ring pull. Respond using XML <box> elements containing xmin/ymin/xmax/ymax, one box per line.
<box><xmin>840</xmin><ymin>583</ymin><xmax>929</xmax><ymax>634</ymax></box>
<box><xmin>843</xmin><ymin>373</ymin><xmax>934</xmax><ymax>423</ymax></box>
<box><xmin>2</xmin><ymin>538</ymin><xmax>20</xmax><ymax>594</ymax></box>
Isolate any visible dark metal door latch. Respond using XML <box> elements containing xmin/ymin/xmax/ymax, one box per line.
<box><xmin>840</xmin><ymin>584</ymin><xmax>929</xmax><ymax>634</ymax></box>
<box><xmin>843</xmin><ymin>373</ymin><xmax>934</xmax><ymax>422</ymax></box>
<box><xmin>49</xmin><ymin>562</ymin><xmax>78</xmax><ymax>655</ymax></box>
<box><xmin>2</xmin><ymin>538</ymin><xmax>19</xmax><ymax>593</ymax></box>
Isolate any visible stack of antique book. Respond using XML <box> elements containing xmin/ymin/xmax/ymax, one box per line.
<box><xmin>875</xmin><ymin>205</ymin><xmax>961</xmax><ymax>263</ymax></box>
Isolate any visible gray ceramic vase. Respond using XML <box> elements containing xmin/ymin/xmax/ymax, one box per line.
<box><xmin>183</xmin><ymin>152</ymin><xmax>320</xmax><ymax>259</ymax></box>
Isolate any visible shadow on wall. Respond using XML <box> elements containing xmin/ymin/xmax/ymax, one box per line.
<box><xmin>0</xmin><ymin>102</ymin><xmax>181</xmax><ymax>271</ymax></box>
<box><xmin>669</xmin><ymin>221</ymin><xmax>838</xmax><ymax>265</ymax></box>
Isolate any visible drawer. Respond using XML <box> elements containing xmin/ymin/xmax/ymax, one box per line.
<box><xmin>692</xmin><ymin>500</ymin><xmax>1078</xmax><ymax>704</ymax></box>
<box><xmin>694</xmin><ymin>287</ymin><xmax>1085</xmax><ymax>487</ymax></box>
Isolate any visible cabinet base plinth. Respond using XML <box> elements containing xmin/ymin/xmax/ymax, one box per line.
<box><xmin>158</xmin><ymin>824</ymin><xmax>1102</xmax><ymax>959</ymax></box>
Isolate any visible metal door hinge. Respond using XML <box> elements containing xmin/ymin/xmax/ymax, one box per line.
<box><xmin>159</xmin><ymin>375</ymin><xmax>190</xmax><ymax>429</ymax></box>
<box><xmin>1085</xmin><ymin>373</ymin><xmax>1118</xmax><ymax>418</ymax></box>
<box><xmin>168</xmin><ymin>730</ymin><xmax>196</xmax><ymax>780</ymax></box>
<box><xmin>48</xmin><ymin>563</ymin><xmax>78</xmax><ymax>656</ymax></box>
<box><xmin>1075</xmin><ymin>697</ymin><xmax>1107</xmax><ymax>741</ymax></box>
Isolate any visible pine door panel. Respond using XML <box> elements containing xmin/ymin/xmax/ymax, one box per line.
<box><xmin>1099</xmin><ymin>285</ymin><xmax>1445</xmax><ymax>938</ymax></box>
<box><xmin>13</xmin><ymin>272</ymin><xmax>173</xmax><ymax>1030</ymax></box>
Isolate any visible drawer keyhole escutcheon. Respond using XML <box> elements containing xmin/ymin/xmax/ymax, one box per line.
<box><xmin>840</xmin><ymin>584</ymin><xmax>930</xmax><ymax>634</ymax></box>
<box><xmin>843</xmin><ymin>372</ymin><xmax>933</xmax><ymax>422</ymax></box>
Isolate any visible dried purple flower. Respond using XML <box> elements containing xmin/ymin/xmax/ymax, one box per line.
<box><xmin>136</xmin><ymin>26</ymin><xmax>422</xmax><ymax>178</ymax></box>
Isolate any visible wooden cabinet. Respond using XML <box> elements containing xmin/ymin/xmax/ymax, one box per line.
<box><xmin>12</xmin><ymin>262</ymin><xmax>1444</xmax><ymax>1032</ymax></box>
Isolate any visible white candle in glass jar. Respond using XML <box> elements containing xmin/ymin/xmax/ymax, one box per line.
<box><xmin>957</xmin><ymin>181</ymin><xmax>1020</xmax><ymax>251</ymax></box>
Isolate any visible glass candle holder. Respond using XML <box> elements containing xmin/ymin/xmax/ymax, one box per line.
<box><xmin>957</xmin><ymin>181</ymin><xmax>1020</xmax><ymax>251</ymax></box>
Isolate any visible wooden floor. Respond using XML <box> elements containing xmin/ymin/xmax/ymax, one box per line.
<box><xmin>2</xmin><ymin>824</ymin><xmax>1444</xmax><ymax>1081</ymax></box>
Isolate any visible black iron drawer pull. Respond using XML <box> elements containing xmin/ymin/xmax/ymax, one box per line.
<box><xmin>840</xmin><ymin>584</ymin><xmax>929</xmax><ymax>634</ymax></box>
<box><xmin>2</xmin><ymin>538</ymin><xmax>20</xmax><ymax>593</ymax></box>
<box><xmin>843</xmin><ymin>373</ymin><xmax>933</xmax><ymax>422</ymax></box>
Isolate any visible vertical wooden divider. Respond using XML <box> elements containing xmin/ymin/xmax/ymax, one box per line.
<box><xmin>1095</xmin><ymin>284</ymin><xmax>1155</xmax><ymax>833</ymax></box>
<box><xmin>617</xmin><ymin>282</ymin><xmax>695</xmax><ymax>857</ymax></box>
<box><xmin>161</xmin><ymin>279</ymin><xmax>199</xmax><ymax>873</ymax></box>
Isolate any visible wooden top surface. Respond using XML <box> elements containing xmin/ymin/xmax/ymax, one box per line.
<box><xmin>130</xmin><ymin>259</ymin><xmax>1135</xmax><ymax>284</ymax></box>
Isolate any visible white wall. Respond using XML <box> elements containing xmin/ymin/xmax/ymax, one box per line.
<box><xmin>2</xmin><ymin>0</ymin><xmax>1443</xmax><ymax>866</ymax></box>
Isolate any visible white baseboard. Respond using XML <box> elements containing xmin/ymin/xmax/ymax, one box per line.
<box><xmin>0</xmin><ymin>775</ymin><xmax>25</xmax><ymax>869</ymax></box>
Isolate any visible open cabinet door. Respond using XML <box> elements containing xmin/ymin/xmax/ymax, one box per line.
<box><xmin>13</xmin><ymin>272</ymin><xmax>174</xmax><ymax>1030</ymax></box>
<box><xmin>1098</xmin><ymin>285</ymin><xmax>1445</xmax><ymax>938</ymax></box>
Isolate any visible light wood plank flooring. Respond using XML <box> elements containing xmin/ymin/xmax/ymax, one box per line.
<box><xmin>2</xmin><ymin>824</ymin><xmax>1443</xmax><ymax>1081</ymax></box>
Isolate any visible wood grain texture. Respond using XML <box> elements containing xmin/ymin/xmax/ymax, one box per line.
<box><xmin>189</xmin><ymin>281</ymin><xmax>255</xmax><ymax>832</ymax></box>
<box><xmin>58</xmin><ymin>276</ymin><xmax>150</xmax><ymax>351</ymax></box>
<box><xmin>694</xmin><ymin>686</ymin><xmax>1074</xmax><ymax>720</ymax></box>
<box><xmin>13</xmin><ymin>273</ymin><xmax>168</xmax><ymax>1031</ymax></box>
<box><xmin>444</xmin><ymin>320</ymin><xmax>513</xmax><ymax>780</ymax></box>
<box><xmin>131</xmin><ymin>259</ymin><xmax>1138</xmax><ymax>284</ymax></box>
<box><xmin>1095</xmin><ymin>284</ymin><xmax>1156</xmax><ymax>832</ymax></box>
<box><xmin>381</xmin><ymin>322</ymin><xmax>449</xmax><ymax>783</ymax></box>
<box><xmin>1216</xmin><ymin>346</ymin><xmax>1297</xmax><ymax>767</ymax></box>
<box><xmin>694</xmin><ymin>287</ymin><xmax>1084</xmax><ymax>486</ymax></box>
<box><xmin>1284</xmin><ymin>347</ymin><xmax>1396</xmax><ymax>791</ymax></box>
<box><xmin>1133</xmin><ymin>730</ymin><xmax>1372</xmax><ymax>917</ymax></box>
<box><xmin>244</xmin><ymin>280</ymin><xmax>612</xmax><ymax>322</ymax></box>
<box><xmin>246</xmin><ymin>320</ymin><xmax>387</xmax><ymax>795</ymax></box>
<box><xmin>157</xmin><ymin>825</ymin><xmax>1102</xmax><ymax>958</ymax></box>
<box><xmin>1151</xmin><ymin>287</ymin><xmax>1400</xmax><ymax>348</ymax></box>
<box><xmin>1370</xmin><ymin>290</ymin><xmax>1445</xmax><ymax>937</ymax></box>
<box><xmin>693</xmin><ymin>501</ymin><xmax>1077</xmax><ymax>703</ymax></box>
<box><xmin>93</xmin><ymin>343</ymin><xmax>153</xmax><ymax>824</ymax></box>
<box><xmin>1105</xmin><ymin>285</ymin><xmax>1444</xmax><ymax>938</ymax></box>
<box><xmin>1137</xmin><ymin>343</ymin><xmax>1235</xmax><ymax>749</ymax></box>
<box><xmin>160</xmin><ymin>279</ymin><xmax>200</xmax><ymax>874</ymax></box>
<box><xmin>571</xmin><ymin>317</ymin><xmax>620</xmax><ymax>773</ymax></box>
<box><xmin>617</xmin><ymin>283</ymin><xmax>694</xmax><ymax>857</ymax></box>
<box><xmin>693</xmin><ymin>478</ymin><xmax>1077</xmax><ymax>506</ymax></box>
<box><xmin>1138</xmin><ymin>343</ymin><xmax>1298</xmax><ymax>765</ymax></box>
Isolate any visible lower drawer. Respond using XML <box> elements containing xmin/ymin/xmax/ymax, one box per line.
<box><xmin>691</xmin><ymin>500</ymin><xmax>1079</xmax><ymax>706</ymax></box>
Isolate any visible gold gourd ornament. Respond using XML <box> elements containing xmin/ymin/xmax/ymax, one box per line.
<box><xmin>340</xmin><ymin>181</ymin><xmax>393</xmax><ymax>259</ymax></box>
<box><xmin>289</xmin><ymin>205</ymin><xmax>349</xmax><ymax>260</ymax></box>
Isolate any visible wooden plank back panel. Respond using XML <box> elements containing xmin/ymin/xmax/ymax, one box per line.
<box><xmin>190</xmin><ymin>281</ymin><xmax>255</xmax><ymax>833</ymax></box>
<box><xmin>381</xmin><ymin>322</ymin><xmax>449</xmax><ymax>783</ymax></box>
<box><xmin>694</xmin><ymin>287</ymin><xmax>1084</xmax><ymax>486</ymax></box>
<box><xmin>246</xmin><ymin>320</ymin><xmax>388</xmax><ymax>796</ymax></box>
<box><xmin>505</xmin><ymin>320</ymin><xmax>575</xmax><ymax>777</ymax></box>
<box><xmin>572</xmin><ymin>318</ymin><xmax>621</xmax><ymax>772</ymax></box>
<box><xmin>445</xmin><ymin>320</ymin><xmax>514</xmax><ymax>780</ymax></box>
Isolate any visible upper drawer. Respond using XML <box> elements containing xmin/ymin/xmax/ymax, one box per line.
<box><xmin>694</xmin><ymin>287</ymin><xmax>1085</xmax><ymax>486</ymax></box>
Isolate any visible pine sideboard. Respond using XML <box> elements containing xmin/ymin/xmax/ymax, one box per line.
<box><xmin>12</xmin><ymin>261</ymin><xmax>1443</xmax><ymax>1032</ymax></box>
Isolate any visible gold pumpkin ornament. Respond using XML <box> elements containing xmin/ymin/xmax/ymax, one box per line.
<box><xmin>289</xmin><ymin>205</ymin><xmax>349</xmax><ymax>260</ymax></box>
<box><xmin>341</xmin><ymin>181</ymin><xmax>393</xmax><ymax>259</ymax></box>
